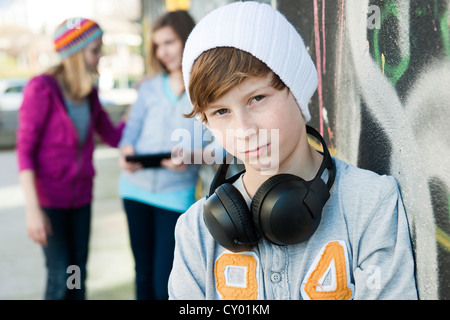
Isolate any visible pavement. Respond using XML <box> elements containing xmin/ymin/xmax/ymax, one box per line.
<box><xmin>0</xmin><ymin>145</ymin><xmax>135</xmax><ymax>300</ymax></box>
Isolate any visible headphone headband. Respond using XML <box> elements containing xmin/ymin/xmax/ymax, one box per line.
<box><xmin>306</xmin><ymin>125</ymin><xmax>336</xmax><ymax>190</ymax></box>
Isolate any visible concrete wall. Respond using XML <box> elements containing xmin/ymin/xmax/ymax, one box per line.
<box><xmin>278</xmin><ymin>0</ymin><xmax>450</xmax><ymax>299</ymax></box>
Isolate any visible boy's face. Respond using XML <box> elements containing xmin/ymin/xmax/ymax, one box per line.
<box><xmin>205</xmin><ymin>73</ymin><xmax>306</xmax><ymax>174</ymax></box>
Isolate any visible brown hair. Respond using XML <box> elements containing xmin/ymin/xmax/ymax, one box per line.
<box><xmin>150</xmin><ymin>10</ymin><xmax>196</xmax><ymax>74</ymax></box>
<box><xmin>46</xmin><ymin>50</ymin><xmax>95</xmax><ymax>100</ymax></box>
<box><xmin>186</xmin><ymin>47</ymin><xmax>286</xmax><ymax>123</ymax></box>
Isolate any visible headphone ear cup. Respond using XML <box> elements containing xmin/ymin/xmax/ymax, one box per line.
<box><xmin>251</xmin><ymin>174</ymin><xmax>323</xmax><ymax>246</ymax></box>
<box><xmin>251</xmin><ymin>174</ymin><xmax>295</xmax><ymax>236</ymax></box>
<box><xmin>216</xmin><ymin>184</ymin><xmax>259</xmax><ymax>248</ymax></box>
<box><xmin>203</xmin><ymin>183</ymin><xmax>258</xmax><ymax>252</ymax></box>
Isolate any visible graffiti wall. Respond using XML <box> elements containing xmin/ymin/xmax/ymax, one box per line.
<box><xmin>278</xmin><ymin>0</ymin><xmax>450</xmax><ymax>299</ymax></box>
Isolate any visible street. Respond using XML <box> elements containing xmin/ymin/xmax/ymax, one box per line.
<box><xmin>0</xmin><ymin>145</ymin><xmax>135</xmax><ymax>299</ymax></box>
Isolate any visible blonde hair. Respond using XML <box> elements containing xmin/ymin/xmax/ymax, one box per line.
<box><xmin>46</xmin><ymin>50</ymin><xmax>96</xmax><ymax>100</ymax></box>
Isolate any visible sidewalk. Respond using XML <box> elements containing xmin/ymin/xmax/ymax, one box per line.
<box><xmin>0</xmin><ymin>146</ymin><xmax>135</xmax><ymax>300</ymax></box>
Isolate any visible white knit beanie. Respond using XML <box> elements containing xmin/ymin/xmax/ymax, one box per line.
<box><xmin>182</xmin><ymin>1</ymin><xmax>318</xmax><ymax>123</ymax></box>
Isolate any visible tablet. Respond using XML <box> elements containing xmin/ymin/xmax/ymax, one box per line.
<box><xmin>125</xmin><ymin>152</ymin><xmax>172</xmax><ymax>168</ymax></box>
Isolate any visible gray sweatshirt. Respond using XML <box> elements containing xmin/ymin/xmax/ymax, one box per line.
<box><xmin>168</xmin><ymin>157</ymin><xmax>418</xmax><ymax>300</ymax></box>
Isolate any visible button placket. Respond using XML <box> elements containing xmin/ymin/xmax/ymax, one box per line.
<box><xmin>271</xmin><ymin>245</ymin><xmax>290</xmax><ymax>299</ymax></box>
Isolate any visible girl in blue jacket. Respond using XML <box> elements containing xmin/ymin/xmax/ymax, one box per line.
<box><xmin>118</xmin><ymin>10</ymin><xmax>213</xmax><ymax>300</ymax></box>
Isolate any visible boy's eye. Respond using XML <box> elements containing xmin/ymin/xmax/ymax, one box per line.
<box><xmin>251</xmin><ymin>95</ymin><xmax>265</xmax><ymax>103</ymax></box>
<box><xmin>215</xmin><ymin>108</ymin><xmax>229</xmax><ymax>116</ymax></box>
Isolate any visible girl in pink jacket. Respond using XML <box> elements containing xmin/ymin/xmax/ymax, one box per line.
<box><xmin>16</xmin><ymin>18</ymin><xmax>124</xmax><ymax>300</ymax></box>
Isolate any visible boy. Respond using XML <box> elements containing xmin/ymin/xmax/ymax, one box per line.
<box><xmin>168</xmin><ymin>1</ymin><xmax>417</xmax><ymax>300</ymax></box>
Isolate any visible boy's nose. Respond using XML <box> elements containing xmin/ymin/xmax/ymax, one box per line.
<box><xmin>233</xmin><ymin>117</ymin><xmax>258</xmax><ymax>140</ymax></box>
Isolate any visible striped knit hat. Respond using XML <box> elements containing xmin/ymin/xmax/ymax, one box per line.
<box><xmin>54</xmin><ymin>18</ymin><xmax>103</xmax><ymax>59</ymax></box>
<box><xmin>182</xmin><ymin>1</ymin><xmax>318</xmax><ymax>123</ymax></box>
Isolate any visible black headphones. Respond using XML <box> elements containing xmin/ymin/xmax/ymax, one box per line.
<box><xmin>203</xmin><ymin>125</ymin><xmax>336</xmax><ymax>252</ymax></box>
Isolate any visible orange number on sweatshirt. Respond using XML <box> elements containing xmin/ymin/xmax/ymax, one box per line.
<box><xmin>302</xmin><ymin>241</ymin><xmax>353</xmax><ymax>300</ymax></box>
<box><xmin>215</xmin><ymin>253</ymin><xmax>258</xmax><ymax>300</ymax></box>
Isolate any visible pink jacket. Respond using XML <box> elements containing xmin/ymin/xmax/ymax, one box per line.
<box><xmin>16</xmin><ymin>74</ymin><xmax>124</xmax><ymax>209</ymax></box>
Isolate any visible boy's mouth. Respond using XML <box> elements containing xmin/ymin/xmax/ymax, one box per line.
<box><xmin>244</xmin><ymin>143</ymin><xmax>270</xmax><ymax>158</ymax></box>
